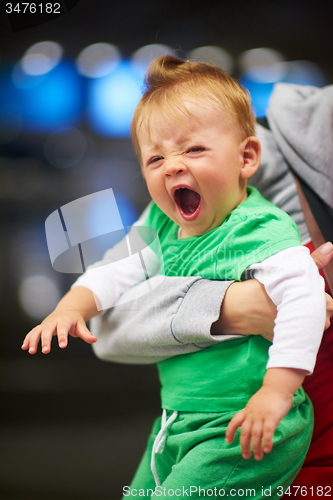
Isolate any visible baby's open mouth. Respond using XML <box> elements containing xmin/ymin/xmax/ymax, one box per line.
<box><xmin>174</xmin><ymin>187</ymin><xmax>201</xmax><ymax>215</ymax></box>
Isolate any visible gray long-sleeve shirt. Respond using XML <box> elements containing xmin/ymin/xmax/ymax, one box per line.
<box><xmin>91</xmin><ymin>277</ymin><xmax>234</xmax><ymax>364</ymax></box>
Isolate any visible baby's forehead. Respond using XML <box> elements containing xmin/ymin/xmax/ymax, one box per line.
<box><xmin>139</xmin><ymin>110</ymin><xmax>206</xmax><ymax>147</ymax></box>
<box><xmin>142</xmin><ymin>98</ymin><xmax>222</xmax><ymax>130</ymax></box>
<box><xmin>140</xmin><ymin>99</ymin><xmax>236</xmax><ymax>139</ymax></box>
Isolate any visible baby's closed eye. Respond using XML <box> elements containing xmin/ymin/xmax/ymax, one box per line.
<box><xmin>186</xmin><ymin>146</ymin><xmax>205</xmax><ymax>154</ymax></box>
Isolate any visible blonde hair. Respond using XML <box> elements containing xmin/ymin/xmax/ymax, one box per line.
<box><xmin>131</xmin><ymin>55</ymin><xmax>256</xmax><ymax>161</ymax></box>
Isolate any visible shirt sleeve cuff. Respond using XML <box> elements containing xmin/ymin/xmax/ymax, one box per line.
<box><xmin>171</xmin><ymin>279</ymin><xmax>241</xmax><ymax>344</ymax></box>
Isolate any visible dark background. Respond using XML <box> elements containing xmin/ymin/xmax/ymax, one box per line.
<box><xmin>1</xmin><ymin>1</ymin><xmax>333</xmax><ymax>499</ymax></box>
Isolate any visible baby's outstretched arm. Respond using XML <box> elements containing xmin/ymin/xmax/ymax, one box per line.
<box><xmin>21</xmin><ymin>286</ymin><xmax>99</xmax><ymax>354</ymax></box>
<box><xmin>225</xmin><ymin>367</ymin><xmax>306</xmax><ymax>460</ymax></box>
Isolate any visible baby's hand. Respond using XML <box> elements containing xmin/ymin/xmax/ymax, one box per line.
<box><xmin>225</xmin><ymin>385</ymin><xmax>293</xmax><ymax>461</ymax></box>
<box><xmin>21</xmin><ymin>311</ymin><xmax>97</xmax><ymax>354</ymax></box>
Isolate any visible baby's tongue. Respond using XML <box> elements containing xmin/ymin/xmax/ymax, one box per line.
<box><xmin>176</xmin><ymin>188</ymin><xmax>200</xmax><ymax>214</ymax></box>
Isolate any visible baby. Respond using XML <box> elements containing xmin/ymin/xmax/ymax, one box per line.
<box><xmin>23</xmin><ymin>56</ymin><xmax>326</xmax><ymax>498</ymax></box>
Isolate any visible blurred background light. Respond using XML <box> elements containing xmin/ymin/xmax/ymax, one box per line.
<box><xmin>11</xmin><ymin>227</ymin><xmax>63</xmax><ymax>320</ymax></box>
<box><xmin>76</xmin><ymin>43</ymin><xmax>120</xmax><ymax>78</ymax></box>
<box><xmin>112</xmin><ymin>191</ymin><xmax>139</xmax><ymax>230</ymax></box>
<box><xmin>12</xmin><ymin>61</ymin><xmax>46</xmax><ymax>89</ymax></box>
<box><xmin>238</xmin><ymin>47</ymin><xmax>286</xmax><ymax>118</ymax></box>
<box><xmin>189</xmin><ymin>46</ymin><xmax>234</xmax><ymax>74</ymax></box>
<box><xmin>87</xmin><ymin>60</ymin><xmax>143</xmax><ymax>137</ymax></box>
<box><xmin>44</xmin><ymin>126</ymin><xmax>87</xmax><ymax>169</ymax></box>
<box><xmin>21</xmin><ymin>41</ymin><xmax>63</xmax><ymax>76</ymax></box>
<box><xmin>131</xmin><ymin>43</ymin><xmax>175</xmax><ymax>78</ymax></box>
<box><xmin>10</xmin><ymin>61</ymin><xmax>82</xmax><ymax>132</ymax></box>
<box><xmin>18</xmin><ymin>274</ymin><xmax>61</xmax><ymax>320</ymax></box>
<box><xmin>238</xmin><ymin>48</ymin><xmax>326</xmax><ymax>117</ymax></box>
<box><xmin>238</xmin><ymin>47</ymin><xmax>286</xmax><ymax>83</ymax></box>
<box><xmin>241</xmin><ymin>76</ymin><xmax>277</xmax><ymax>118</ymax></box>
<box><xmin>84</xmin><ymin>190</ymin><xmax>139</xmax><ymax>238</ymax></box>
<box><xmin>2</xmin><ymin>43</ymin><xmax>326</xmax><ymax>138</ymax></box>
<box><xmin>78</xmin><ymin>190</ymin><xmax>139</xmax><ymax>265</ymax></box>
<box><xmin>284</xmin><ymin>60</ymin><xmax>326</xmax><ymax>86</ymax></box>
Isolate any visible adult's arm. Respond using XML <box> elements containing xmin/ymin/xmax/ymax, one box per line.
<box><xmin>91</xmin><ymin>276</ymin><xmax>235</xmax><ymax>364</ymax></box>
<box><xmin>91</xmin><ymin>244</ymin><xmax>333</xmax><ymax>365</ymax></box>
<box><xmin>91</xmin><ymin>277</ymin><xmax>277</xmax><ymax>364</ymax></box>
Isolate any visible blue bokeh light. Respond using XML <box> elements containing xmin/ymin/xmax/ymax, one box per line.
<box><xmin>85</xmin><ymin>190</ymin><xmax>139</xmax><ymax>232</ymax></box>
<box><xmin>87</xmin><ymin>60</ymin><xmax>143</xmax><ymax>137</ymax></box>
<box><xmin>241</xmin><ymin>77</ymin><xmax>276</xmax><ymax>118</ymax></box>
<box><xmin>0</xmin><ymin>61</ymin><xmax>82</xmax><ymax>133</ymax></box>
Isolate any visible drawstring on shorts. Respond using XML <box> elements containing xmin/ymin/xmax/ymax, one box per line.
<box><xmin>150</xmin><ymin>409</ymin><xmax>178</xmax><ymax>487</ymax></box>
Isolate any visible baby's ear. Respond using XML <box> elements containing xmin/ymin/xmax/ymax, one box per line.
<box><xmin>240</xmin><ymin>137</ymin><xmax>261</xmax><ymax>179</ymax></box>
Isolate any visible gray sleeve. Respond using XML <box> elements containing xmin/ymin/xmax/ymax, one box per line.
<box><xmin>91</xmin><ymin>276</ymin><xmax>238</xmax><ymax>364</ymax></box>
<box><xmin>253</xmin><ymin>124</ymin><xmax>309</xmax><ymax>243</ymax></box>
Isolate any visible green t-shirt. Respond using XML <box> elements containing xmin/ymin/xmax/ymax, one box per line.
<box><xmin>144</xmin><ymin>186</ymin><xmax>303</xmax><ymax>412</ymax></box>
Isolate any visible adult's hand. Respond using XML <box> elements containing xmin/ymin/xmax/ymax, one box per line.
<box><xmin>212</xmin><ymin>242</ymin><xmax>333</xmax><ymax>341</ymax></box>
<box><xmin>311</xmin><ymin>242</ymin><xmax>333</xmax><ymax>269</ymax></box>
<box><xmin>212</xmin><ymin>279</ymin><xmax>277</xmax><ymax>341</ymax></box>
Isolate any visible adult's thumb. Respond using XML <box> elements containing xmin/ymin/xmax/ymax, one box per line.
<box><xmin>311</xmin><ymin>242</ymin><xmax>333</xmax><ymax>269</ymax></box>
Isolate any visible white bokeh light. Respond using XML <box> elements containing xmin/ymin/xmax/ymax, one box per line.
<box><xmin>21</xmin><ymin>41</ymin><xmax>63</xmax><ymax>76</ymax></box>
<box><xmin>131</xmin><ymin>44</ymin><xmax>175</xmax><ymax>74</ymax></box>
<box><xmin>76</xmin><ymin>43</ymin><xmax>120</xmax><ymax>78</ymax></box>
<box><xmin>238</xmin><ymin>47</ymin><xmax>286</xmax><ymax>83</ymax></box>
<box><xmin>19</xmin><ymin>274</ymin><xmax>61</xmax><ymax>320</ymax></box>
<box><xmin>189</xmin><ymin>46</ymin><xmax>234</xmax><ymax>74</ymax></box>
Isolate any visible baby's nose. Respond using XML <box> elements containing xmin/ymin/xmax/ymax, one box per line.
<box><xmin>164</xmin><ymin>156</ymin><xmax>186</xmax><ymax>176</ymax></box>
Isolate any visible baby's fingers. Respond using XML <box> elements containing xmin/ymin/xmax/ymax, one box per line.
<box><xmin>262</xmin><ymin>418</ymin><xmax>276</xmax><ymax>455</ymax></box>
<box><xmin>226</xmin><ymin>410</ymin><xmax>246</xmax><ymax>445</ymax></box>
<box><xmin>239</xmin><ymin>419</ymin><xmax>254</xmax><ymax>459</ymax></box>
<box><xmin>41</xmin><ymin>320</ymin><xmax>65</xmax><ymax>353</ymax></box>
<box><xmin>56</xmin><ymin>319</ymin><xmax>77</xmax><ymax>349</ymax></box>
<box><xmin>75</xmin><ymin>321</ymin><xmax>97</xmax><ymax>344</ymax></box>
<box><xmin>251</xmin><ymin>418</ymin><xmax>276</xmax><ymax>460</ymax></box>
<box><xmin>250</xmin><ymin>421</ymin><xmax>264</xmax><ymax>461</ymax></box>
<box><xmin>21</xmin><ymin>326</ymin><xmax>43</xmax><ymax>354</ymax></box>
